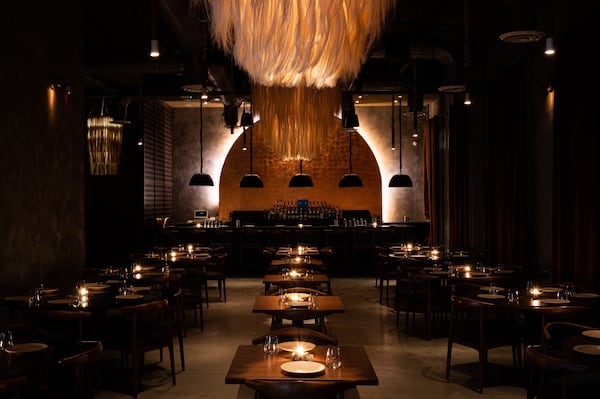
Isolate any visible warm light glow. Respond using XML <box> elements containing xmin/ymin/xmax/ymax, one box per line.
<box><xmin>204</xmin><ymin>0</ymin><xmax>393</xmax><ymax>160</ymax></box>
<box><xmin>134</xmin><ymin>264</ymin><xmax>142</xmax><ymax>272</ymax></box>
<box><xmin>530</xmin><ymin>288</ymin><xmax>540</xmax><ymax>298</ymax></box>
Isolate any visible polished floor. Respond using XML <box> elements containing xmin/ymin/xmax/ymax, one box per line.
<box><xmin>96</xmin><ymin>277</ymin><xmax>527</xmax><ymax>399</ymax></box>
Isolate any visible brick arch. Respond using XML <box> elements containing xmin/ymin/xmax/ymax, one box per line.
<box><xmin>218</xmin><ymin>120</ymin><xmax>382</xmax><ymax>221</ymax></box>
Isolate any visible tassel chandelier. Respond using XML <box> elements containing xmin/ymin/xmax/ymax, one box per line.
<box><xmin>202</xmin><ymin>0</ymin><xmax>392</xmax><ymax>160</ymax></box>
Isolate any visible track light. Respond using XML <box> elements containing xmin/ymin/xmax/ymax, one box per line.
<box><xmin>544</xmin><ymin>37</ymin><xmax>555</xmax><ymax>56</ymax></box>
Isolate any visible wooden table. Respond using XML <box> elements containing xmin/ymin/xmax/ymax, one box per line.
<box><xmin>252</xmin><ymin>295</ymin><xmax>345</xmax><ymax>332</ymax></box>
<box><xmin>262</xmin><ymin>273</ymin><xmax>331</xmax><ymax>294</ymax></box>
<box><xmin>225</xmin><ymin>344</ymin><xmax>378</xmax><ymax>385</ymax></box>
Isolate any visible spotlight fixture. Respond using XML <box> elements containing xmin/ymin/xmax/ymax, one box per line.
<box><xmin>149</xmin><ymin>39</ymin><xmax>160</xmax><ymax>58</ymax></box>
<box><xmin>189</xmin><ymin>96</ymin><xmax>214</xmax><ymax>186</ymax></box>
<box><xmin>289</xmin><ymin>160</ymin><xmax>313</xmax><ymax>188</ymax></box>
<box><xmin>389</xmin><ymin>95</ymin><xmax>412</xmax><ymax>188</ymax></box>
<box><xmin>544</xmin><ymin>37</ymin><xmax>555</xmax><ymax>55</ymax></box>
<box><xmin>463</xmin><ymin>93</ymin><xmax>472</xmax><ymax>106</ymax></box>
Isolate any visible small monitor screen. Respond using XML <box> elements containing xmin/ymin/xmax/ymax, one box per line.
<box><xmin>297</xmin><ymin>199</ymin><xmax>308</xmax><ymax>209</ymax></box>
<box><xmin>194</xmin><ymin>209</ymin><xmax>208</xmax><ymax>219</ymax></box>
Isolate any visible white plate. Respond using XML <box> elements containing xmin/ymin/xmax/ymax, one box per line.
<box><xmin>469</xmin><ymin>272</ymin><xmax>488</xmax><ymax>277</ymax></box>
<box><xmin>479</xmin><ymin>286</ymin><xmax>505</xmax><ymax>292</ymax></box>
<box><xmin>573</xmin><ymin>345</ymin><xmax>600</xmax><ymax>356</ymax></box>
<box><xmin>286</xmin><ymin>301</ymin><xmax>311</xmax><ymax>308</ymax></box>
<box><xmin>4</xmin><ymin>295</ymin><xmax>30</xmax><ymax>302</ymax></box>
<box><xmin>540</xmin><ymin>298</ymin><xmax>570</xmax><ymax>304</ymax></box>
<box><xmin>572</xmin><ymin>292</ymin><xmax>600</xmax><ymax>299</ymax></box>
<box><xmin>4</xmin><ymin>343</ymin><xmax>49</xmax><ymax>354</ymax></box>
<box><xmin>540</xmin><ymin>287</ymin><xmax>562</xmax><ymax>293</ymax></box>
<box><xmin>47</xmin><ymin>298</ymin><xmax>75</xmax><ymax>305</ymax></box>
<box><xmin>86</xmin><ymin>284</ymin><xmax>110</xmax><ymax>290</ymax></box>
<box><xmin>130</xmin><ymin>286</ymin><xmax>151</xmax><ymax>293</ymax></box>
<box><xmin>582</xmin><ymin>330</ymin><xmax>600</xmax><ymax>341</ymax></box>
<box><xmin>115</xmin><ymin>294</ymin><xmax>144</xmax><ymax>300</ymax></box>
<box><xmin>477</xmin><ymin>293</ymin><xmax>505</xmax><ymax>300</ymax></box>
<box><xmin>280</xmin><ymin>360</ymin><xmax>325</xmax><ymax>375</ymax></box>
<box><xmin>279</xmin><ymin>341</ymin><xmax>316</xmax><ymax>353</ymax></box>
<box><xmin>40</xmin><ymin>288</ymin><xmax>59</xmax><ymax>294</ymax></box>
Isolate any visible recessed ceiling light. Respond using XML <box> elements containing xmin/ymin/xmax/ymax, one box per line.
<box><xmin>499</xmin><ymin>30</ymin><xmax>545</xmax><ymax>44</ymax></box>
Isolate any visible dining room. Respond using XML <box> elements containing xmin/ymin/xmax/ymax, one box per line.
<box><xmin>3</xmin><ymin>0</ymin><xmax>600</xmax><ymax>398</ymax></box>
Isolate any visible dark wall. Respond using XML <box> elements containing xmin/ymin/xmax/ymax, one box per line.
<box><xmin>0</xmin><ymin>0</ymin><xmax>85</xmax><ymax>295</ymax></box>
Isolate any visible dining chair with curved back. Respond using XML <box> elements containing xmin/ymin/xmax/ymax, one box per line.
<box><xmin>100</xmin><ymin>299</ymin><xmax>176</xmax><ymax>398</ymax></box>
<box><xmin>244</xmin><ymin>379</ymin><xmax>356</xmax><ymax>399</ymax></box>
<box><xmin>202</xmin><ymin>252</ymin><xmax>229</xmax><ymax>306</ymax></box>
<box><xmin>53</xmin><ymin>340</ymin><xmax>104</xmax><ymax>399</ymax></box>
<box><xmin>180</xmin><ymin>268</ymin><xmax>205</xmax><ymax>329</ymax></box>
<box><xmin>528</xmin><ymin>305</ymin><xmax>598</xmax><ymax>347</ymax></box>
<box><xmin>525</xmin><ymin>321</ymin><xmax>599</xmax><ymax>399</ymax></box>
<box><xmin>251</xmin><ymin>327</ymin><xmax>338</xmax><ymax>346</ymax></box>
<box><xmin>446</xmin><ymin>295</ymin><xmax>523</xmax><ymax>393</ymax></box>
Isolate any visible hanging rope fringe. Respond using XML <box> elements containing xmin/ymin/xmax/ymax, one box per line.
<box><xmin>87</xmin><ymin>116</ymin><xmax>123</xmax><ymax>175</ymax></box>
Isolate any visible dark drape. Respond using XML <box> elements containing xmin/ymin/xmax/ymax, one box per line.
<box><xmin>424</xmin><ymin>116</ymin><xmax>440</xmax><ymax>246</ymax></box>
<box><xmin>484</xmin><ymin>65</ymin><xmax>529</xmax><ymax>267</ymax></box>
<box><xmin>553</xmin><ymin>25</ymin><xmax>600</xmax><ymax>291</ymax></box>
<box><xmin>448</xmin><ymin>105</ymin><xmax>470</xmax><ymax>252</ymax></box>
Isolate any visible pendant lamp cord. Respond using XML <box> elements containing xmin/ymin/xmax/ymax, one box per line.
<box><xmin>348</xmin><ymin>130</ymin><xmax>353</xmax><ymax>173</ymax></box>
<box><xmin>249</xmin><ymin>126</ymin><xmax>254</xmax><ymax>174</ymax></box>
<box><xmin>199</xmin><ymin>99</ymin><xmax>204</xmax><ymax>174</ymax></box>
<box><xmin>398</xmin><ymin>95</ymin><xmax>403</xmax><ymax>172</ymax></box>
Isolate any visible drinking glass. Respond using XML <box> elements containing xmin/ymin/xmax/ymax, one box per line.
<box><xmin>263</xmin><ymin>335</ymin><xmax>279</xmax><ymax>356</ymax></box>
<box><xmin>326</xmin><ymin>346</ymin><xmax>342</xmax><ymax>369</ymax></box>
<box><xmin>506</xmin><ymin>288</ymin><xmax>519</xmax><ymax>303</ymax></box>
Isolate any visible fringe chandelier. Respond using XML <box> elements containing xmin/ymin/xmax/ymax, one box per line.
<box><xmin>202</xmin><ymin>0</ymin><xmax>392</xmax><ymax>160</ymax></box>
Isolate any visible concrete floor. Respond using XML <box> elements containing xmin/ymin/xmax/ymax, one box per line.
<box><xmin>96</xmin><ymin>277</ymin><xmax>527</xmax><ymax>399</ymax></box>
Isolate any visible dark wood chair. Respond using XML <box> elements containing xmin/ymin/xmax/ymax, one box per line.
<box><xmin>397</xmin><ymin>270</ymin><xmax>450</xmax><ymax>340</ymax></box>
<box><xmin>53</xmin><ymin>340</ymin><xmax>104</xmax><ymax>399</ymax></box>
<box><xmin>245</xmin><ymin>379</ymin><xmax>356</xmax><ymax>399</ymax></box>
<box><xmin>0</xmin><ymin>376</ymin><xmax>27</xmax><ymax>399</ymax></box>
<box><xmin>251</xmin><ymin>327</ymin><xmax>338</xmax><ymax>346</ymax></box>
<box><xmin>100</xmin><ymin>299</ymin><xmax>176</xmax><ymax>398</ymax></box>
<box><xmin>180</xmin><ymin>269</ymin><xmax>205</xmax><ymax>329</ymax></box>
<box><xmin>201</xmin><ymin>252</ymin><xmax>229</xmax><ymax>306</ymax></box>
<box><xmin>445</xmin><ymin>295</ymin><xmax>523</xmax><ymax>393</ymax></box>
<box><xmin>528</xmin><ymin>305</ymin><xmax>598</xmax><ymax>346</ymax></box>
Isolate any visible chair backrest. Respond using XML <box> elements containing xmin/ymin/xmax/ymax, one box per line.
<box><xmin>543</xmin><ymin>321</ymin><xmax>597</xmax><ymax>351</ymax></box>
<box><xmin>58</xmin><ymin>340</ymin><xmax>103</xmax><ymax>368</ymax></box>
<box><xmin>251</xmin><ymin>327</ymin><xmax>338</xmax><ymax>345</ymax></box>
<box><xmin>119</xmin><ymin>299</ymin><xmax>173</xmax><ymax>351</ymax></box>
<box><xmin>245</xmin><ymin>379</ymin><xmax>356</xmax><ymax>399</ymax></box>
<box><xmin>531</xmin><ymin>305</ymin><xmax>597</xmax><ymax>344</ymax></box>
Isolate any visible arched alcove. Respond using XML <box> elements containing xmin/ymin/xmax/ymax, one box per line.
<box><xmin>218</xmin><ymin>119</ymin><xmax>382</xmax><ymax>221</ymax></box>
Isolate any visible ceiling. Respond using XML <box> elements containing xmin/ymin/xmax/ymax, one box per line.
<box><xmin>82</xmin><ymin>0</ymin><xmax>554</xmax><ymax>106</ymax></box>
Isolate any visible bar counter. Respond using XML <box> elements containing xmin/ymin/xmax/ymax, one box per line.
<box><xmin>149</xmin><ymin>222</ymin><xmax>430</xmax><ymax>277</ymax></box>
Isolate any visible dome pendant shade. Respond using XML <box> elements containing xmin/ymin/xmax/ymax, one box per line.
<box><xmin>388</xmin><ymin>173</ymin><xmax>413</xmax><ymax>187</ymax></box>
<box><xmin>239</xmin><ymin>173</ymin><xmax>264</xmax><ymax>188</ymax></box>
<box><xmin>339</xmin><ymin>130</ymin><xmax>363</xmax><ymax>187</ymax></box>
<box><xmin>388</xmin><ymin>95</ymin><xmax>412</xmax><ymax>188</ymax></box>
<box><xmin>190</xmin><ymin>99</ymin><xmax>214</xmax><ymax>186</ymax></box>
<box><xmin>289</xmin><ymin>160</ymin><xmax>313</xmax><ymax>188</ymax></box>
<box><xmin>190</xmin><ymin>173</ymin><xmax>214</xmax><ymax>186</ymax></box>
<box><xmin>339</xmin><ymin>173</ymin><xmax>363</xmax><ymax>187</ymax></box>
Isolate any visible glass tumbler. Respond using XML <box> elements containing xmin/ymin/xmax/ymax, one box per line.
<box><xmin>326</xmin><ymin>346</ymin><xmax>342</xmax><ymax>369</ymax></box>
<box><xmin>263</xmin><ymin>335</ymin><xmax>279</xmax><ymax>356</ymax></box>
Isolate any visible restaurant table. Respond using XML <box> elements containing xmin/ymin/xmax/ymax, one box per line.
<box><xmin>562</xmin><ymin>333</ymin><xmax>600</xmax><ymax>370</ymax></box>
<box><xmin>252</xmin><ymin>295</ymin><xmax>345</xmax><ymax>332</ymax></box>
<box><xmin>262</xmin><ymin>273</ymin><xmax>331</xmax><ymax>294</ymax></box>
<box><xmin>275</xmin><ymin>247</ymin><xmax>320</xmax><ymax>257</ymax></box>
<box><xmin>225</xmin><ymin>344</ymin><xmax>378</xmax><ymax>385</ymax></box>
<box><xmin>0</xmin><ymin>341</ymin><xmax>52</xmax><ymax>392</ymax></box>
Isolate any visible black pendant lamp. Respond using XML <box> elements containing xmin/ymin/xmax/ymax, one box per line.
<box><xmin>189</xmin><ymin>96</ymin><xmax>214</xmax><ymax>186</ymax></box>
<box><xmin>339</xmin><ymin>130</ymin><xmax>363</xmax><ymax>187</ymax></box>
<box><xmin>389</xmin><ymin>95</ymin><xmax>413</xmax><ymax>187</ymax></box>
<box><xmin>239</xmin><ymin>106</ymin><xmax>263</xmax><ymax>188</ymax></box>
<box><xmin>289</xmin><ymin>160</ymin><xmax>313</xmax><ymax>188</ymax></box>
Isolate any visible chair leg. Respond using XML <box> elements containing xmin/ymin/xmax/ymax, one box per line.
<box><xmin>222</xmin><ymin>280</ymin><xmax>227</xmax><ymax>302</ymax></box>
<box><xmin>445</xmin><ymin>341</ymin><xmax>453</xmax><ymax>380</ymax></box>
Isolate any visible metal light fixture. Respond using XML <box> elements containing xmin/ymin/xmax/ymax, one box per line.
<box><xmin>189</xmin><ymin>95</ymin><xmax>214</xmax><ymax>186</ymax></box>
<box><xmin>339</xmin><ymin>130</ymin><xmax>363</xmax><ymax>188</ymax></box>
<box><xmin>389</xmin><ymin>96</ymin><xmax>412</xmax><ymax>188</ymax></box>
<box><xmin>288</xmin><ymin>160</ymin><xmax>313</xmax><ymax>188</ymax></box>
<box><xmin>87</xmin><ymin>97</ymin><xmax>123</xmax><ymax>175</ymax></box>
<box><xmin>239</xmin><ymin>109</ymin><xmax>263</xmax><ymax>188</ymax></box>
<box><xmin>544</xmin><ymin>37</ymin><xmax>555</xmax><ymax>55</ymax></box>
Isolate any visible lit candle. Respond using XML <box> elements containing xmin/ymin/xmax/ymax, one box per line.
<box><xmin>134</xmin><ymin>263</ymin><xmax>142</xmax><ymax>272</ymax></box>
<box><xmin>406</xmin><ymin>243</ymin><xmax>413</xmax><ymax>252</ymax></box>
<box><xmin>79</xmin><ymin>286</ymin><xmax>88</xmax><ymax>296</ymax></box>
<box><xmin>530</xmin><ymin>287</ymin><xmax>540</xmax><ymax>298</ymax></box>
<box><xmin>187</xmin><ymin>244</ymin><xmax>194</xmax><ymax>253</ymax></box>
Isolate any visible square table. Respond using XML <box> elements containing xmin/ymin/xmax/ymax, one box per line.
<box><xmin>262</xmin><ymin>273</ymin><xmax>331</xmax><ymax>294</ymax></box>
<box><xmin>225</xmin><ymin>344</ymin><xmax>378</xmax><ymax>385</ymax></box>
<box><xmin>252</xmin><ymin>295</ymin><xmax>345</xmax><ymax>333</ymax></box>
